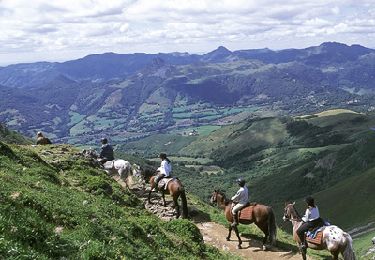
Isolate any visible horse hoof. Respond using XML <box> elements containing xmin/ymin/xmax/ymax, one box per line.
<box><xmin>262</xmin><ymin>245</ymin><xmax>267</xmax><ymax>251</ymax></box>
<box><xmin>226</xmin><ymin>237</ymin><xmax>230</xmax><ymax>241</ymax></box>
<box><xmin>237</xmin><ymin>245</ymin><xmax>242</xmax><ymax>249</ymax></box>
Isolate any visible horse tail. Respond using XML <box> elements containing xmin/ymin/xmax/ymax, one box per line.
<box><xmin>342</xmin><ymin>232</ymin><xmax>356</xmax><ymax>260</ymax></box>
<box><xmin>267</xmin><ymin>207</ymin><xmax>277</xmax><ymax>246</ymax></box>
<box><xmin>179</xmin><ymin>187</ymin><xmax>189</xmax><ymax>219</ymax></box>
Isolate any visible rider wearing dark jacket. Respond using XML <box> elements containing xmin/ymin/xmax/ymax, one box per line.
<box><xmin>99</xmin><ymin>138</ymin><xmax>114</xmax><ymax>162</ymax></box>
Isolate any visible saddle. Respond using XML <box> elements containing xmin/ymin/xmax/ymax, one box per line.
<box><xmin>157</xmin><ymin>177</ymin><xmax>174</xmax><ymax>190</ymax></box>
<box><xmin>238</xmin><ymin>203</ymin><xmax>257</xmax><ymax>222</ymax></box>
<box><xmin>306</xmin><ymin>226</ymin><xmax>325</xmax><ymax>245</ymax></box>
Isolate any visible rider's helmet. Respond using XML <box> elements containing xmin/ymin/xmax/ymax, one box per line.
<box><xmin>305</xmin><ymin>196</ymin><xmax>315</xmax><ymax>207</ymax></box>
<box><xmin>236</xmin><ymin>178</ymin><xmax>246</xmax><ymax>187</ymax></box>
<box><xmin>101</xmin><ymin>138</ymin><xmax>108</xmax><ymax>144</ymax></box>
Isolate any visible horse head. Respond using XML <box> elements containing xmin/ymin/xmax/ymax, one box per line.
<box><xmin>210</xmin><ymin>190</ymin><xmax>226</xmax><ymax>206</ymax></box>
<box><xmin>81</xmin><ymin>149</ymin><xmax>98</xmax><ymax>159</ymax></box>
<box><xmin>142</xmin><ymin>167</ymin><xmax>158</xmax><ymax>183</ymax></box>
<box><xmin>131</xmin><ymin>163</ymin><xmax>142</xmax><ymax>177</ymax></box>
<box><xmin>210</xmin><ymin>190</ymin><xmax>219</xmax><ymax>204</ymax></box>
<box><xmin>283</xmin><ymin>202</ymin><xmax>299</xmax><ymax>222</ymax></box>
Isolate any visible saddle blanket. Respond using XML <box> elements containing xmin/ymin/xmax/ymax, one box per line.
<box><xmin>306</xmin><ymin>227</ymin><xmax>324</xmax><ymax>245</ymax></box>
<box><xmin>158</xmin><ymin>178</ymin><xmax>174</xmax><ymax>190</ymax></box>
<box><xmin>239</xmin><ymin>206</ymin><xmax>253</xmax><ymax>221</ymax></box>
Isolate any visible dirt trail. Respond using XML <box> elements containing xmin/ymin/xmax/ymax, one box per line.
<box><xmin>115</xmin><ymin>175</ymin><xmax>307</xmax><ymax>260</ymax></box>
<box><xmin>197</xmin><ymin>221</ymin><xmax>306</xmax><ymax>260</ymax></box>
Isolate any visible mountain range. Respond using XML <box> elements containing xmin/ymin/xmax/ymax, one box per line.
<box><xmin>1</xmin><ymin>42</ymin><xmax>375</xmax><ymax>144</ymax></box>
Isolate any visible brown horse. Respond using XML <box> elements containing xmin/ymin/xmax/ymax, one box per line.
<box><xmin>148</xmin><ymin>175</ymin><xmax>188</xmax><ymax>219</ymax></box>
<box><xmin>283</xmin><ymin>202</ymin><xmax>356</xmax><ymax>260</ymax></box>
<box><xmin>210</xmin><ymin>190</ymin><xmax>277</xmax><ymax>250</ymax></box>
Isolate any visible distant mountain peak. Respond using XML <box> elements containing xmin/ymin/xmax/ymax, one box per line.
<box><xmin>202</xmin><ymin>46</ymin><xmax>232</xmax><ymax>62</ymax></box>
<box><xmin>320</xmin><ymin>41</ymin><xmax>348</xmax><ymax>48</ymax></box>
<box><xmin>210</xmin><ymin>46</ymin><xmax>231</xmax><ymax>54</ymax></box>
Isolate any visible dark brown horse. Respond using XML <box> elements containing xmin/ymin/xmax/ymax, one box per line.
<box><xmin>210</xmin><ymin>190</ymin><xmax>277</xmax><ymax>250</ymax></box>
<box><xmin>147</xmin><ymin>175</ymin><xmax>188</xmax><ymax>219</ymax></box>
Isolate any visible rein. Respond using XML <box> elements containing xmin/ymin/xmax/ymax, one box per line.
<box><xmin>285</xmin><ymin>204</ymin><xmax>302</xmax><ymax>222</ymax></box>
<box><xmin>215</xmin><ymin>191</ymin><xmax>232</xmax><ymax>206</ymax></box>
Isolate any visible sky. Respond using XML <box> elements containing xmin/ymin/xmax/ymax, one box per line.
<box><xmin>1</xmin><ymin>0</ymin><xmax>375</xmax><ymax>65</ymax></box>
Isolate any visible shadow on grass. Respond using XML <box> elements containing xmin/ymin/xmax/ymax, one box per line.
<box><xmin>189</xmin><ymin>206</ymin><xmax>212</xmax><ymax>223</ymax></box>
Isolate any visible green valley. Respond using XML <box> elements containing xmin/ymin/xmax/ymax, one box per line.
<box><xmin>123</xmin><ymin>109</ymin><xmax>375</xmax><ymax>258</ymax></box>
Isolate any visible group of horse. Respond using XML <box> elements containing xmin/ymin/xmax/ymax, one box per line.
<box><xmin>95</xmin><ymin>154</ymin><xmax>356</xmax><ymax>260</ymax></box>
<box><xmin>210</xmin><ymin>191</ymin><xmax>355</xmax><ymax>259</ymax></box>
<box><xmin>99</xmin><ymin>157</ymin><xmax>189</xmax><ymax>219</ymax></box>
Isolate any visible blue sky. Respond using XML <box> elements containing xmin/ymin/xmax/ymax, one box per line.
<box><xmin>0</xmin><ymin>0</ymin><xmax>374</xmax><ymax>65</ymax></box>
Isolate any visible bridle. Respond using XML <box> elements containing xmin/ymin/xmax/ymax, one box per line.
<box><xmin>283</xmin><ymin>203</ymin><xmax>302</xmax><ymax>222</ymax></box>
<box><xmin>210</xmin><ymin>191</ymin><xmax>218</xmax><ymax>204</ymax></box>
<box><xmin>210</xmin><ymin>190</ymin><xmax>226</xmax><ymax>204</ymax></box>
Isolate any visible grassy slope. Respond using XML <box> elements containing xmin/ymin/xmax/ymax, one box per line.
<box><xmin>315</xmin><ymin>168</ymin><xmax>375</xmax><ymax>230</ymax></box>
<box><xmin>353</xmin><ymin>231</ymin><xmax>375</xmax><ymax>259</ymax></box>
<box><xmin>0</xmin><ymin>142</ymin><xmax>232</xmax><ymax>259</ymax></box>
<box><xmin>0</xmin><ymin>123</ymin><xmax>32</xmax><ymax>144</ymax></box>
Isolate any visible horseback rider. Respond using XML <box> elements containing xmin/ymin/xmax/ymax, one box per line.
<box><xmin>36</xmin><ymin>131</ymin><xmax>52</xmax><ymax>145</ymax></box>
<box><xmin>154</xmin><ymin>153</ymin><xmax>172</xmax><ymax>189</ymax></box>
<box><xmin>231</xmin><ymin>178</ymin><xmax>249</xmax><ymax>227</ymax></box>
<box><xmin>297</xmin><ymin>196</ymin><xmax>324</xmax><ymax>249</ymax></box>
<box><xmin>98</xmin><ymin>138</ymin><xmax>114</xmax><ymax>164</ymax></box>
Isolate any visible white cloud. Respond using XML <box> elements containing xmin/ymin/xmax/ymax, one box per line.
<box><xmin>0</xmin><ymin>0</ymin><xmax>375</xmax><ymax>65</ymax></box>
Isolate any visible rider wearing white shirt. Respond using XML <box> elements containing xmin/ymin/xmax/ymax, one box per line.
<box><xmin>158</xmin><ymin>159</ymin><xmax>172</xmax><ymax>177</ymax></box>
<box><xmin>231</xmin><ymin>178</ymin><xmax>249</xmax><ymax>227</ymax></box>
<box><xmin>302</xmin><ymin>206</ymin><xmax>320</xmax><ymax>222</ymax></box>
<box><xmin>297</xmin><ymin>196</ymin><xmax>324</xmax><ymax>249</ymax></box>
<box><xmin>155</xmin><ymin>153</ymin><xmax>172</xmax><ymax>187</ymax></box>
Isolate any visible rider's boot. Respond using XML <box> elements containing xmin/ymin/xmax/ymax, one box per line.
<box><xmin>231</xmin><ymin>212</ymin><xmax>239</xmax><ymax>227</ymax></box>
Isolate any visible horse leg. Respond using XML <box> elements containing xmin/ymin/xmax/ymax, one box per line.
<box><xmin>147</xmin><ymin>181</ymin><xmax>155</xmax><ymax>204</ymax></box>
<box><xmin>256</xmin><ymin>223</ymin><xmax>269</xmax><ymax>251</ymax></box>
<box><xmin>226</xmin><ymin>225</ymin><xmax>232</xmax><ymax>241</ymax></box>
<box><xmin>173</xmin><ymin>196</ymin><xmax>180</xmax><ymax>218</ymax></box>
<box><xmin>148</xmin><ymin>188</ymin><xmax>153</xmax><ymax>204</ymax></box>
<box><xmin>262</xmin><ymin>234</ymin><xmax>268</xmax><ymax>251</ymax></box>
<box><xmin>233</xmin><ymin>225</ymin><xmax>242</xmax><ymax>249</ymax></box>
<box><xmin>161</xmin><ymin>191</ymin><xmax>166</xmax><ymax>207</ymax></box>
<box><xmin>300</xmin><ymin>246</ymin><xmax>307</xmax><ymax>260</ymax></box>
<box><xmin>331</xmin><ymin>252</ymin><xmax>339</xmax><ymax>260</ymax></box>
